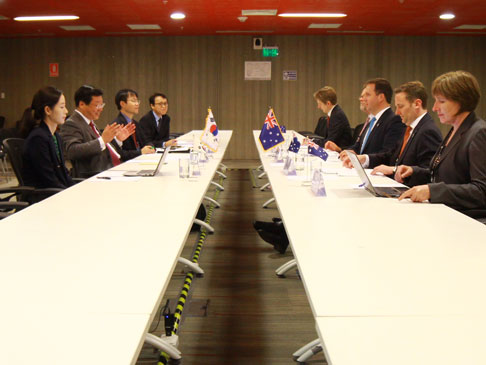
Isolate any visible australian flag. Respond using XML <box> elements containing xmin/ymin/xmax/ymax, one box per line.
<box><xmin>259</xmin><ymin>108</ymin><xmax>285</xmax><ymax>151</ymax></box>
<box><xmin>308</xmin><ymin>140</ymin><xmax>329</xmax><ymax>161</ymax></box>
<box><xmin>288</xmin><ymin>137</ymin><xmax>300</xmax><ymax>153</ymax></box>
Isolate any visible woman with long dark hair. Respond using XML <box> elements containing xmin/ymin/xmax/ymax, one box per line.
<box><xmin>20</xmin><ymin>86</ymin><xmax>74</xmax><ymax>189</ymax></box>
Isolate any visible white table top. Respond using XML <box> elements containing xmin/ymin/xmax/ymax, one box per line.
<box><xmin>0</xmin><ymin>130</ymin><xmax>232</xmax><ymax>364</ymax></box>
<box><xmin>254</xmin><ymin>130</ymin><xmax>486</xmax><ymax>363</ymax></box>
<box><xmin>316</xmin><ymin>316</ymin><xmax>486</xmax><ymax>365</ymax></box>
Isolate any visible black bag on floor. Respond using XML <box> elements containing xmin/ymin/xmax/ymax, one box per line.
<box><xmin>191</xmin><ymin>204</ymin><xmax>207</xmax><ymax>231</ymax></box>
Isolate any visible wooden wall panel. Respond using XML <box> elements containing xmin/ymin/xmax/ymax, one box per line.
<box><xmin>1</xmin><ymin>35</ymin><xmax>485</xmax><ymax>159</ymax></box>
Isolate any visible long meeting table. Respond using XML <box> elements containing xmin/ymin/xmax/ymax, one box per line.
<box><xmin>0</xmin><ymin>130</ymin><xmax>232</xmax><ymax>364</ymax></box>
<box><xmin>253</xmin><ymin>130</ymin><xmax>486</xmax><ymax>364</ymax></box>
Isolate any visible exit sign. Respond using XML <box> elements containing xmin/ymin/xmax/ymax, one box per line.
<box><xmin>262</xmin><ymin>46</ymin><xmax>279</xmax><ymax>57</ymax></box>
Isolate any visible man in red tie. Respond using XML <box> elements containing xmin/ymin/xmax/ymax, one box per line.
<box><xmin>111</xmin><ymin>88</ymin><xmax>155</xmax><ymax>161</ymax></box>
<box><xmin>311</xmin><ymin>86</ymin><xmax>353</xmax><ymax>148</ymax></box>
<box><xmin>341</xmin><ymin>81</ymin><xmax>443</xmax><ymax>187</ymax></box>
<box><xmin>60</xmin><ymin>85</ymin><xmax>135</xmax><ymax>178</ymax></box>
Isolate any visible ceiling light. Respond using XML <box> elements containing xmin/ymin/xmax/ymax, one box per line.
<box><xmin>439</xmin><ymin>13</ymin><xmax>455</xmax><ymax>20</ymax></box>
<box><xmin>242</xmin><ymin>10</ymin><xmax>278</xmax><ymax>16</ymax></box>
<box><xmin>171</xmin><ymin>12</ymin><xmax>186</xmax><ymax>20</ymax></box>
<box><xmin>14</xmin><ymin>15</ymin><xmax>79</xmax><ymax>21</ymax></box>
<box><xmin>308</xmin><ymin>23</ymin><xmax>342</xmax><ymax>29</ymax></box>
<box><xmin>216</xmin><ymin>30</ymin><xmax>274</xmax><ymax>34</ymax></box>
<box><xmin>454</xmin><ymin>24</ymin><xmax>486</xmax><ymax>30</ymax></box>
<box><xmin>279</xmin><ymin>13</ymin><xmax>347</xmax><ymax>18</ymax></box>
<box><xmin>60</xmin><ymin>25</ymin><xmax>95</xmax><ymax>31</ymax></box>
<box><xmin>327</xmin><ymin>30</ymin><xmax>384</xmax><ymax>34</ymax></box>
<box><xmin>127</xmin><ymin>24</ymin><xmax>161</xmax><ymax>30</ymax></box>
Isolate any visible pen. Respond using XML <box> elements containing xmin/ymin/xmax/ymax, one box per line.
<box><xmin>97</xmin><ymin>176</ymin><xmax>111</xmax><ymax>180</ymax></box>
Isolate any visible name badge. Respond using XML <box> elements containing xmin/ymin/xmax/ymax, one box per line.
<box><xmin>311</xmin><ymin>170</ymin><xmax>326</xmax><ymax>196</ymax></box>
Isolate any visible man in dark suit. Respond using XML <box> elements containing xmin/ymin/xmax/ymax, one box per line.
<box><xmin>326</xmin><ymin>78</ymin><xmax>405</xmax><ymax>155</ymax></box>
<box><xmin>312</xmin><ymin>86</ymin><xmax>352</xmax><ymax>148</ymax></box>
<box><xmin>59</xmin><ymin>85</ymin><xmax>134</xmax><ymax>178</ymax></box>
<box><xmin>342</xmin><ymin>81</ymin><xmax>443</xmax><ymax>187</ymax></box>
<box><xmin>138</xmin><ymin>93</ymin><xmax>177</xmax><ymax>148</ymax></box>
<box><xmin>111</xmin><ymin>89</ymin><xmax>155</xmax><ymax>161</ymax></box>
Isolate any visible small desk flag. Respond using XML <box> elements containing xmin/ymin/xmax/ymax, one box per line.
<box><xmin>308</xmin><ymin>140</ymin><xmax>329</xmax><ymax>161</ymax></box>
<box><xmin>200</xmin><ymin>108</ymin><xmax>219</xmax><ymax>152</ymax></box>
<box><xmin>259</xmin><ymin>108</ymin><xmax>285</xmax><ymax>151</ymax></box>
<box><xmin>288</xmin><ymin>136</ymin><xmax>301</xmax><ymax>153</ymax></box>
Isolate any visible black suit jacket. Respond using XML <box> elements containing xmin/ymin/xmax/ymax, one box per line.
<box><xmin>138</xmin><ymin>111</ymin><xmax>171</xmax><ymax>148</ymax></box>
<box><xmin>22</xmin><ymin>121</ymin><xmax>74</xmax><ymax>189</ymax></box>
<box><xmin>349</xmin><ymin>107</ymin><xmax>405</xmax><ymax>155</ymax></box>
<box><xmin>368</xmin><ymin>113</ymin><xmax>443</xmax><ymax>186</ymax></box>
<box><xmin>111</xmin><ymin>112</ymin><xmax>147</xmax><ymax>161</ymax></box>
<box><xmin>412</xmin><ymin>112</ymin><xmax>486</xmax><ymax>212</ymax></box>
<box><xmin>313</xmin><ymin>105</ymin><xmax>353</xmax><ymax>148</ymax></box>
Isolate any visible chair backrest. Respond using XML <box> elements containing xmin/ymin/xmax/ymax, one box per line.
<box><xmin>3</xmin><ymin>138</ymin><xmax>25</xmax><ymax>186</ymax></box>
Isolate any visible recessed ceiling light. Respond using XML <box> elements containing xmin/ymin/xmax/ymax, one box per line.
<box><xmin>308</xmin><ymin>23</ymin><xmax>342</xmax><ymax>29</ymax></box>
<box><xmin>279</xmin><ymin>13</ymin><xmax>347</xmax><ymax>18</ymax></box>
<box><xmin>216</xmin><ymin>30</ymin><xmax>274</xmax><ymax>34</ymax></box>
<box><xmin>327</xmin><ymin>30</ymin><xmax>384</xmax><ymax>34</ymax></box>
<box><xmin>170</xmin><ymin>12</ymin><xmax>186</xmax><ymax>20</ymax></box>
<box><xmin>60</xmin><ymin>25</ymin><xmax>95</xmax><ymax>31</ymax></box>
<box><xmin>106</xmin><ymin>31</ymin><xmax>163</xmax><ymax>35</ymax></box>
<box><xmin>14</xmin><ymin>15</ymin><xmax>79</xmax><ymax>21</ymax></box>
<box><xmin>454</xmin><ymin>24</ymin><xmax>486</xmax><ymax>30</ymax></box>
<box><xmin>127</xmin><ymin>24</ymin><xmax>161</xmax><ymax>30</ymax></box>
<box><xmin>242</xmin><ymin>10</ymin><xmax>278</xmax><ymax>16</ymax></box>
<box><xmin>439</xmin><ymin>13</ymin><xmax>455</xmax><ymax>20</ymax></box>
<box><xmin>437</xmin><ymin>31</ymin><xmax>486</xmax><ymax>35</ymax></box>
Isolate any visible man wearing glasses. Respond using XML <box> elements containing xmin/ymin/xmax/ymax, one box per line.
<box><xmin>60</xmin><ymin>85</ymin><xmax>134</xmax><ymax>178</ymax></box>
<box><xmin>111</xmin><ymin>88</ymin><xmax>155</xmax><ymax>160</ymax></box>
<box><xmin>138</xmin><ymin>93</ymin><xmax>177</xmax><ymax>148</ymax></box>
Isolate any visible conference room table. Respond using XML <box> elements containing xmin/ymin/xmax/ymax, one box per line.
<box><xmin>0</xmin><ymin>130</ymin><xmax>232</xmax><ymax>364</ymax></box>
<box><xmin>253</xmin><ymin>130</ymin><xmax>486</xmax><ymax>364</ymax></box>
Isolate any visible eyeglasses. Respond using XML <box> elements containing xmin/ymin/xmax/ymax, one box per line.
<box><xmin>128</xmin><ymin>99</ymin><xmax>141</xmax><ymax>105</ymax></box>
<box><xmin>154</xmin><ymin>102</ymin><xmax>168</xmax><ymax>106</ymax></box>
<box><xmin>95</xmin><ymin>103</ymin><xmax>106</xmax><ymax>110</ymax></box>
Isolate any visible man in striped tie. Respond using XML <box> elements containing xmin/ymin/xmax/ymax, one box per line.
<box><xmin>60</xmin><ymin>85</ymin><xmax>135</xmax><ymax>178</ymax></box>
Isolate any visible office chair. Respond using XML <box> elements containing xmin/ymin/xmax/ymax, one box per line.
<box><xmin>296</xmin><ymin>131</ymin><xmax>325</xmax><ymax>146</ymax></box>
<box><xmin>3</xmin><ymin>138</ymin><xmax>63</xmax><ymax>204</ymax></box>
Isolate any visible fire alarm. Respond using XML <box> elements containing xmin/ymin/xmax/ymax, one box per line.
<box><xmin>253</xmin><ymin>37</ymin><xmax>263</xmax><ymax>50</ymax></box>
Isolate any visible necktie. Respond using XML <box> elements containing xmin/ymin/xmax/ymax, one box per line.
<box><xmin>157</xmin><ymin>118</ymin><xmax>162</xmax><ymax>130</ymax></box>
<box><xmin>360</xmin><ymin>117</ymin><xmax>376</xmax><ymax>154</ymax></box>
<box><xmin>131</xmin><ymin>133</ymin><xmax>140</xmax><ymax>149</ymax></box>
<box><xmin>399</xmin><ymin>126</ymin><xmax>412</xmax><ymax>157</ymax></box>
<box><xmin>326</xmin><ymin>115</ymin><xmax>330</xmax><ymax>129</ymax></box>
<box><xmin>357</xmin><ymin>116</ymin><xmax>370</xmax><ymax>140</ymax></box>
<box><xmin>89</xmin><ymin>121</ymin><xmax>121</xmax><ymax>166</ymax></box>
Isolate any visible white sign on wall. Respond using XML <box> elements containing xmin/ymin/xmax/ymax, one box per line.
<box><xmin>283</xmin><ymin>70</ymin><xmax>297</xmax><ymax>81</ymax></box>
<box><xmin>245</xmin><ymin>61</ymin><xmax>272</xmax><ymax>80</ymax></box>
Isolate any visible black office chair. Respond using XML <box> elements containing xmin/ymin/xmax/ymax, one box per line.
<box><xmin>3</xmin><ymin>138</ymin><xmax>63</xmax><ymax>204</ymax></box>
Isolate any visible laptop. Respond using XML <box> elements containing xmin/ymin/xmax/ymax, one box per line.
<box><xmin>123</xmin><ymin>146</ymin><xmax>170</xmax><ymax>177</ymax></box>
<box><xmin>345</xmin><ymin>150</ymin><xmax>408</xmax><ymax>198</ymax></box>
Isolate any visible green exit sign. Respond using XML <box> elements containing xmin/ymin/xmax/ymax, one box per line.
<box><xmin>262</xmin><ymin>46</ymin><xmax>279</xmax><ymax>57</ymax></box>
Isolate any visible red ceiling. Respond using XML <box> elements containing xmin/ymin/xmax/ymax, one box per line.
<box><xmin>0</xmin><ymin>0</ymin><xmax>485</xmax><ymax>37</ymax></box>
